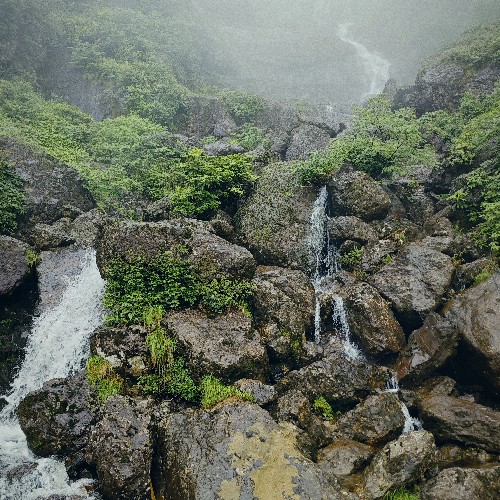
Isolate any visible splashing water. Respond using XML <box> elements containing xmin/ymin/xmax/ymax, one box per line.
<box><xmin>0</xmin><ymin>249</ymin><xmax>105</xmax><ymax>499</ymax></box>
<box><xmin>337</xmin><ymin>23</ymin><xmax>391</xmax><ymax>100</ymax></box>
<box><xmin>386</xmin><ymin>374</ymin><xmax>423</xmax><ymax>433</ymax></box>
<box><xmin>331</xmin><ymin>296</ymin><xmax>362</xmax><ymax>360</ymax></box>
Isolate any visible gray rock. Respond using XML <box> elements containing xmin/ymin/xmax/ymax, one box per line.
<box><xmin>327</xmin><ymin>166</ymin><xmax>392</xmax><ymax>222</ymax></box>
<box><xmin>370</xmin><ymin>243</ymin><xmax>454</xmax><ymax>331</ymax></box>
<box><xmin>387</xmin><ymin>180</ymin><xmax>436</xmax><ymax>225</ymax></box>
<box><xmin>363</xmin><ymin>430</ymin><xmax>436</xmax><ymax>499</ymax></box>
<box><xmin>166</xmin><ymin>309</ymin><xmax>268</xmax><ymax>383</ymax></box>
<box><xmin>452</xmin><ymin>258</ymin><xmax>498</xmax><ymax>291</ymax></box>
<box><xmin>233</xmin><ymin>379</ymin><xmax>277</xmax><ymax>406</ymax></box>
<box><xmin>86</xmin><ymin>396</ymin><xmax>152</xmax><ymax>500</ymax></box>
<box><xmin>0</xmin><ymin>236</ymin><xmax>31</xmax><ymax>296</ymax></box>
<box><xmin>328</xmin><ymin>216</ymin><xmax>378</xmax><ymax>244</ymax></box>
<box><xmin>70</xmin><ymin>209</ymin><xmax>107</xmax><ymax>247</ymax></box>
<box><xmin>418</xmin><ymin>396</ymin><xmax>500</xmax><ymax>453</ymax></box>
<box><xmin>435</xmin><ymin>444</ymin><xmax>499</xmax><ymax>471</ymax></box>
<box><xmin>285</xmin><ymin>124</ymin><xmax>330</xmax><ymax>161</ymax></box>
<box><xmin>202</xmin><ymin>141</ymin><xmax>245</xmax><ymax>156</ymax></box>
<box><xmin>421</xmin><ymin>465</ymin><xmax>500</xmax><ymax>500</ymax></box>
<box><xmin>32</xmin><ymin>218</ymin><xmax>75</xmax><ymax>250</ymax></box>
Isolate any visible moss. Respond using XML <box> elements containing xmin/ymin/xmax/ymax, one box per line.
<box><xmin>86</xmin><ymin>355</ymin><xmax>123</xmax><ymax>402</ymax></box>
<box><xmin>200</xmin><ymin>375</ymin><xmax>255</xmax><ymax>409</ymax></box>
<box><xmin>383</xmin><ymin>485</ymin><xmax>420</xmax><ymax>500</ymax></box>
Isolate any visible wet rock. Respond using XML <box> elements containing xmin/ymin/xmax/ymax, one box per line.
<box><xmin>340</xmin><ymin>282</ymin><xmax>405</xmax><ymax>358</ymax></box>
<box><xmin>202</xmin><ymin>141</ymin><xmax>245</xmax><ymax>156</ymax></box>
<box><xmin>445</xmin><ymin>273</ymin><xmax>500</xmax><ymax>392</ymax></box>
<box><xmin>363</xmin><ymin>430</ymin><xmax>436</xmax><ymax>499</ymax></box>
<box><xmin>330</xmin><ymin>393</ymin><xmax>405</xmax><ymax>448</ymax></box>
<box><xmin>435</xmin><ymin>444</ymin><xmax>499</xmax><ymax>471</ymax></box>
<box><xmin>32</xmin><ymin>218</ymin><xmax>74</xmax><ymax>250</ymax></box>
<box><xmin>276</xmin><ymin>390</ymin><xmax>313</xmax><ymax>428</ymax></box>
<box><xmin>418</xmin><ymin>396</ymin><xmax>500</xmax><ymax>453</ymax></box>
<box><xmin>153</xmin><ymin>401</ymin><xmax>343</xmax><ymax>499</ymax></box>
<box><xmin>90</xmin><ymin>326</ymin><xmax>149</xmax><ymax>380</ymax></box>
<box><xmin>86</xmin><ymin>396</ymin><xmax>152</xmax><ymax>500</ymax></box>
<box><xmin>297</xmin><ymin>104</ymin><xmax>348</xmax><ymax>137</ymax></box>
<box><xmin>421</xmin><ymin>465</ymin><xmax>500</xmax><ymax>500</ymax></box>
<box><xmin>233</xmin><ymin>379</ymin><xmax>277</xmax><ymax>406</ymax></box>
<box><xmin>328</xmin><ymin>216</ymin><xmax>378</xmax><ymax>244</ymax></box>
<box><xmin>0</xmin><ymin>236</ymin><xmax>31</xmax><ymax>296</ymax></box>
<box><xmin>236</xmin><ymin>162</ymin><xmax>317</xmax><ymax>271</ymax></box>
<box><xmin>327</xmin><ymin>166</ymin><xmax>392</xmax><ymax>222</ymax></box>
<box><xmin>400</xmin><ymin>376</ymin><xmax>457</xmax><ymax>410</ymax></box>
<box><xmin>70</xmin><ymin>209</ymin><xmax>107</xmax><ymax>248</ymax></box>
<box><xmin>165</xmin><ymin>309</ymin><xmax>268</xmax><ymax>382</ymax></box>
<box><xmin>284</xmin><ymin>124</ymin><xmax>330</xmax><ymax>161</ymax></box>
<box><xmin>370</xmin><ymin>243</ymin><xmax>454</xmax><ymax>331</ymax></box>
<box><xmin>17</xmin><ymin>372</ymin><xmax>98</xmax><ymax>472</ymax></box>
<box><xmin>396</xmin><ymin>313</ymin><xmax>458</xmax><ymax>385</ymax></box>
<box><xmin>452</xmin><ymin>258</ymin><xmax>498</xmax><ymax>291</ymax></box>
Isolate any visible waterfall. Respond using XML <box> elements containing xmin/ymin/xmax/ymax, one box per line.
<box><xmin>337</xmin><ymin>23</ymin><xmax>391</xmax><ymax>100</ymax></box>
<box><xmin>385</xmin><ymin>374</ymin><xmax>423</xmax><ymax>433</ymax></box>
<box><xmin>0</xmin><ymin>248</ymin><xmax>105</xmax><ymax>499</ymax></box>
<box><xmin>331</xmin><ymin>296</ymin><xmax>362</xmax><ymax>360</ymax></box>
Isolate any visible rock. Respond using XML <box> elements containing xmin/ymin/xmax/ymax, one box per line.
<box><xmin>400</xmin><ymin>376</ymin><xmax>457</xmax><ymax>410</ymax></box>
<box><xmin>32</xmin><ymin>218</ymin><xmax>74</xmax><ymax>250</ymax></box>
<box><xmin>233</xmin><ymin>379</ymin><xmax>277</xmax><ymax>406</ymax></box>
<box><xmin>435</xmin><ymin>444</ymin><xmax>499</xmax><ymax>471</ymax></box>
<box><xmin>235</xmin><ymin>162</ymin><xmax>318</xmax><ymax>271</ymax></box>
<box><xmin>330</xmin><ymin>393</ymin><xmax>405</xmax><ymax>448</ymax></box>
<box><xmin>17</xmin><ymin>372</ymin><xmax>98</xmax><ymax>473</ymax></box>
<box><xmin>202</xmin><ymin>141</ymin><xmax>245</xmax><ymax>156</ymax></box>
<box><xmin>445</xmin><ymin>274</ymin><xmax>500</xmax><ymax>392</ymax></box>
<box><xmin>370</xmin><ymin>243</ymin><xmax>454</xmax><ymax>331</ymax></box>
<box><xmin>327</xmin><ymin>166</ymin><xmax>392</xmax><ymax>222</ymax></box>
<box><xmin>387</xmin><ymin>179</ymin><xmax>437</xmax><ymax>225</ymax></box>
<box><xmin>421</xmin><ymin>465</ymin><xmax>500</xmax><ymax>500</ymax></box>
<box><xmin>90</xmin><ymin>326</ymin><xmax>149</xmax><ymax>380</ymax></box>
<box><xmin>361</xmin><ymin>239</ymin><xmax>397</xmax><ymax>273</ymax></box>
<box><xmin>363</xmin><ymin>430</ymin><xmax>436</xmax><ymax>499</ymax></box>
<box><xmin>278</xmin><ymin>351</ymin><xmax>390</xmax><ymax>408</ymax></box>
<box><xmin>418</xmin><ymin>396</ymin><xmax>500</xmax><ymax>453</ymax></box>
<box><xmin>396</xmin><ymin>313</ymin><xmax>458</xmax><ymax>385</ymax></box>
<box><xmin>86</xmin><ymin>396</ymin><xmax>152</xmax><ymax>500</ymax></box>
<box><xmin>0</xmin><ymin>236</ymin><xmax>32</xmax><ymax>296</ymax></box>
<box><xmin>318</xmin><ymin>438</ymin><xmax>374</xmax><ymax>480</ymax></box>
<box><xmin>297</xmin><ymin>104</ymin><xmax>349</xmax><ymax>137</ymax></box>
<box><xmin>276</xmin><ymin>390</ymin><xmax>313</xmax><ymax>428</ymax></box>
<box><xmin>165</xmin><ymin>309</ymin><xmax>268</xmax><ymax>382</ymax></box>
<box><xmin>452</xmin><ymin>258</ymin><xmax>498</xmax><ymax>291</ymax></box>
<box><xmin>70</xmin><ymin>209</ymin><xmax>107</xmax><ymax>248</ymax></box>
<box><xmin>340</xmin><ymin>282</ymin><xmax>405</xmax><ymax>358</ymax></box>
<box><xmin>209</xmin><ymin>210</ymin><xmax>235</xmax><ymax>241</ymax></box>
<box><xmin>328</xmin><ymin>216</ymin><xmax>378</xmax><ymax>244</ymax></box>
<box><xmin>153</xmin><ymin>401</ymin><xmax>343</xmax><ymax>499</ymax></box>
<box><xmin>284</xmin><ymin>124</ymin><xmax>330</xmax><ymax>161</ymax></box>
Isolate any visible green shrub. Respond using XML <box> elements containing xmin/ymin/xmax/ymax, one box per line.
<box><xmin>86</xmin><ymin>355</ymin><xmax>123</xmax><ymax>402</ymax></box>
<box><xmin>146</xmin><ymin>328</ymin><xmax>176</xmax><ymax>370</ymax></box>
<box><xmin>198</xmin><ymin>278</ymin><xmax>254</xmax><ymax>315</ymax></box>
<box><xmin>338</xmin><ymin>246</ymin><xmax>364</xmax><ymax>270</ymax></box>
<box><xmin>25</xmin><ymin>248</ymin><xmax>40</xmax><ymax>268</ymax></box>
<box><xmin>199</xmin><ymin>375</ymin><xmax>255</xmax><ymax>409</ymax></box>
<box><xmin>230</xmin><ymin>124</ymin><xmax>269</xmax><ymax>151</ymax></box>
<box><xmin>313</xmin><ymin>396</ymin><xmax>341</xmax><ymax>420</ymax></box>
<box><xmin>219</xmin><ymin>89</ymin><xmax>266</xmax><ymax>122</ymax></box>
<box><xmin>0</xmin><ymin>155</ymin><xmax>26</xmax><ymax>234</ymax></box>
<box><xmin>383</xmin><ymin>485</ymin><xmax>420</xmax><ymax>500</ymax></box>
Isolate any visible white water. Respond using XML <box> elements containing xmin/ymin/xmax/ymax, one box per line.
<box><xmin>331</xmin><ymin>296</ymin><xmax>363</xmax><ymax>360</ymax></box>
<box><xmin>0</xmin><ymin>249</ymin><xmax>105</xmax><ymax>499</ymax></box>
<box><xmin>337</xmin><ymin>23</ymin><xmax>391</xmax><ymax>100</ymax></box>
<box><xmin>386</xmin><ymin>375</ymin><xmax>423</xmax><ymax>433</ymax></box>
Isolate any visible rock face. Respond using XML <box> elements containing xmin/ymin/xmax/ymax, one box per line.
<box><xmin>285</xmin><ymin>124</ymin><xmax>330</xmax><ymax>161</ymax></box>
<box><xmin>165</xmin><ymin>309</ymin><xmax>268</xmax><ymax>382</ymax></box>
<box><xmin>153</xmin><ymin>402</ymin><xmax>342</xmax><ymax>500</ymax></box>
<box><xmin>396</xmin><ymin>313</ymin><xmax>458</xmax><ymax>385</ymax></box>
<box><xmin>327</xmin><ymin>166</ymin><xmax>392</xmax><ymax>222</ymax></box>
<box><xmin>236</xmin><ymin>162</ymin><xmax>317</xmax><ymax>271</ymax></box>
<box><xmin>363</xmin><ymin>431</ymin><xmax>436</xmax><ymax>499</ymax></box>
<box><xmin>340</xmin><ymin>282</ymin><xmax>405</xmax><ymax>358</ymax></box>
<box><xmin>370</xmin><ymin>243</ymin><xmax>454</xmax><ymax>330</ymax></box>
<box><xmin>0</xmin><ymin>236</ymin><xmax>31</xmax><ymax>296</ymax></box>
<box><xmin>17</xmin><ymin>372</ymin><xmax>98</xmax><ymax>472</ymax></box>
<box><xmin>421</xmin><ymin>465</ymin><xmax>500</xmax><ymax>500</ymax></box>
<box><xmin>418</xmin><ymin>396</ymin><xmax>500</xmax><ymax>453</ymax></box>
<box><xmin>328</xmin><ymin>216</ymin><xmax>377</xmax><ymax>244</ymax></box>
<box><xmin>86</xmin><ymin>396</ymin><xmax>152</xmax><ymax>500</ymax></box>
<box><xmin>445</xmin><ymin>274</ymin><xmax>500</xmax><ymax>393</ymax></box>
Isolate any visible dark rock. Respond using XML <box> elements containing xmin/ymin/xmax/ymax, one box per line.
<box><xmin>330</xmin><ymin>393</ymin><xmax>405</xmax><ymax>448</ymax></box>
<box><xmin>435</xmin><ymin>444</ymin><xmax>499</xmax><ymax>471</ymax></box>
<box><xmin>328</xmin><ymin>216</ymin><xmax>378</xmax><ymax>244</ymax></box>
<box><xmin>143</xmin><ymin>197</ymin><xmax>172</xmax><ymax>222</ymax></box>
<box><xmin>0</xmin><ymin>236</ymin><xmax>31</xmax><ymax>296</ymax></box>
<box><xmin>387</xmin><ymin>179</ymin><xmax>436</xmax><ymax>225</ymax></box>
<box><xmin>86</xmin><ymin>395</ymin><xmax>152</xmax><ymax>500</ymax></box>
<box><xmin>361</xmin><ymin>239</ymin><xmax>397</xmax><ymax>273</ymax></box>
<box><xmin>284</xmin><ymin>124</ymin><xmax>330</xmax><ymax>161</ymax></box>
<box><xmin>276</xmin><ymin>390</ymin><xmax>313</xmax><ymax>428</ymax></box>
<box><xmin>370</xmin><ymin>243</ymin><xmax>454</xmax><ymax>331</ymax></box>
<box><xmin>418</xmin><ymin>396</ymin><xmax>500</xmax><ymax>453</ymax></box>
<box><xmin>32</xmin><ymin>218</ymin><xmax>75</xmax><ymax>250</ymax></box>
<box><xmin>165</xmin><ymin>309</ymin><xmax>268</xmax><ymax>382</ymax></box>
<box><xmin>396</xmin><ymin>313</ymin><xmax>458</xmax><ymax>385</ymax></box>
<box><xmin>153</xmin><ymin>401</ymin><xmax>343</xmax><ymax>499</ymax></box>
<box><xmin>233</xmin><ymin>379</ymin><xmax>277</xmax><ymax>406</ymax></box>
<box><xmin>297</xmin><ymin>104</ymin><xmax>349</xmax><ymax>137</ymax></box>
<box><xmin>327</xmin><ymin>166</ymin><xmax>392</xmax><ymax>222</ymax></box>
<box><xmin>452</xmin><ymin>258</ymin><xmax>498</xmax><ymax>291</ymax></box>
<box><xmin>202</xmin><ymin>141</ymin><xmax>245</xmax><ymax>156</ymax></box>
<box><xmin>421</xmin><ymin>465</ymin><xmax>500</xmax><ymax>500</ymax></box>
<box><xmin>445</xmin><ymin>273</ymin><xmax>500</xmax><ymax>392</ymax></box>
<box><xmin>363</xmin><ymin>430</ymin><xmax>436</xmax><ymax>499</ymax></box>
<box><xmin>400</xmin><ymin>376</ymin><xmax>457</xmax><ymax>410</ymax></box>
<box><xmin>340</xmin><ymin>282</ymin><xmax>405</xmax><ymax>358</ymax></box>
<box><xmin>209</xmin><ymin>210</ymin><xmax>235</xmax><ymax>241</ymax></box>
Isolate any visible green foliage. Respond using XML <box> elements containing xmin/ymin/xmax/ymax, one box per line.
<box><xmin>230</xmin><ymin>124</ymin><xmax>269</xmax><ymax>151</ymax></box>
<box><xmin>0</xmin><ymin>154</ymin><xmax>26</xmax><ymax>234</ymax></box>
<box><xmin>198</xmin><ymin>278</ymin><xmax>254</xmax><ymax>315</ymax></box>
<box><xmin>199</xmin><ymin>375</ymin><xmax>255</xmax><ymax>409</ymax></box>
<box><xmin>383</xmin><ymin>485</ymin><xmax>420</xmax><ymax>500</ymax></box>
<box><xmin>313</xmin><ymin>396</ymin><xmax>341</xmax><ymax>421</ymax></box>
<box><xmin>219</xmin><ymin>89</ymin><xmax>266</xmax><ymax>122</ymax></box>
<box><xmin>86</xmin><ymin>355</ymin><xmax>123</xmax><ymax>402</ymax></box>
<box><xmin>25</xmin><ymin>248</ymin><xmax>40</xmax><ymax>268</ymax></box>
<box><xmin>339</xmin><ymin>246</ymin><xmax>364</xmax><ymax>270</ymax></box>
<box><xmin>146</xmin><ymin>328</ymin><xmax>176</xmax><ymax>369</ymax></box>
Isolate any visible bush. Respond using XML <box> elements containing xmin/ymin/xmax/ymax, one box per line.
<box><xmin>219</xmin><ymin>89</ymin><xmax>266</xmax><ymax>122</ymax></box>
<box><xmin>199</xmin><ymin>375</ymin><xmax>255</xmax><ymax>409</ymax></box>
<box><xmin>86</xmin><ymin>355</ymin><xmax>123</xmax><ymax>402</ymax></box>
<box><xmin>230</xmin><ymin>124</ymin><xmax>269</xmax><ymax>151</ymax></box>
<box><xmin>383</xmin><ymin>486</ymin><xmax>420</xmax><ymax>500</ymax></box>
<box><xmin>198</xmin><ymin>278</ymin><xmax>254</xmax><ymax>315</ymax></box>
<box><xmin>0</xmin><ymin>155</ymin><xmax>26</xmax><ymax>234</ymax></box>
<box><xmin>313</xmin><ymin>396</ymin><xmax>341</xmax><ymax>421</ymax></box>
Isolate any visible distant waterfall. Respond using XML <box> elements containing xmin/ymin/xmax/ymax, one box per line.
<box><xmin>337</xmin><ymin>23</ymin><xmax>391</xmax><ymax>100</ymax></box>
<box><xmin>0</xmin><ymin>249</ymin><xmax>105</xmax><ymax>499</ymax></box>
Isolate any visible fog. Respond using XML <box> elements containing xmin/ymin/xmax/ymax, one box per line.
<box><xmin>187</xmin><ymin>0</ymin><xmax>500</xmax><ymax>103</ymax></box>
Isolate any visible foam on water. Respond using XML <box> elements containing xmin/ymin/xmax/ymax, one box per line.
<box><xmin>386</xmin><ymin>374</ymin><xmax>423</xmax><ymax>433</ymax></box>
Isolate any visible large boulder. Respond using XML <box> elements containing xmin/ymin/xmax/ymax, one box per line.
<box><xmin>0</xmin><ymin>236</ymin><xmax>32</xmax><ymax>296</ymax></box>
<box><xmin>363</xmin><ymin>430</ymin><xmax>436</xmax><ymax>499</ymax></box>
<box><xmin>327</xmin><ymin>166</ymin><xmax>392</xmax><ymax>222</ymax></box>
<box><xmin>370</xmin><ymin>243</ymin><xmax>454</xmax><ymax>331</ymax></box>
<box><xmin>445</xmin><ymin>274</ymin><xmax>500</xmax><ymax>393</ymax></box>
<box><xmin>86</xmin><ymin>396</ymin><xmax>152</xmax><ymax>500</ymax></box>
<box><xmin>396</xmin><ymin>313</ymin><xmax>458</xmax><ymax>385</ymax></box>
<box><xmin>284</xmin><ymin>124</ymin><xmax>330</xmax><ymax>161</ymax></box>
<box><xmin>421</xmin><ymin>465</ymin><xmax>500</xmax><ymax>500</ymax></box>
<box><xmin>235</xmin><ymin>162</ymin><xmax>318</xmax><ymax>271</ymax></box>
<box><xmin>327</xmin><ymin>216</ymin><xmax>378</xmax><ymax>245</ymax></box>
<box><xmin>340</xmin><ymin>282</ymin><xmax>405</xmax><ymax>358</ymax></box>
<box><xmin>152</xmin><ymin>402</ymin><xmax>343</xmax><ymax>499</ymax></box>
<box><xmin>165</xmin><ymin>309</ymin><xmax>268</xmax><ymax>382</ymax></box>
<box><xmin>418</xmin><ymin>396</ymin><xmax>500</xmax><ymax>453</ymax></box>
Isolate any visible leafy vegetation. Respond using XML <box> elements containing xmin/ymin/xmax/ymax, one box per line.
<box><xmin>219</xmin><ymin>89</ymin><xmax>266</xmax><ymax>122</ymax></box>
<box><xmin>0</xmin><ymin>154</ymin><xmax>26</xmax><ymax>234</ymax></box>
<box><xmin>230</xmin><ymin>124</ymin><xmax>270</xmax><ymax>151</ymax></box>
<box><xmin>198</xmin><ymin>278</ymin><xmax>254</xmax><ymax>315</ymax></box>
<box><xmin>313</xmin><ymin>396</ymin><xmax>341</xmax><ymax>421</ymax></box>
<box><xmin>86</xmin><ymin>355</ymin><xmax>123</xmax><ymax>402</ymax></box>
<box><xmin>199</xmin><ymin>375</ymin><xmax>255</xmax><ymax>409</ymax></box>
<box><xmin>383</xmin><ymin>485</ymin><xmax>420</xmax><ymax>500</ymax></box>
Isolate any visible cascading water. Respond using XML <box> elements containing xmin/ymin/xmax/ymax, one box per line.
<box><xmin>337</xmin><ymin>23</ymin><xmax>391</xmax><ymax>100</ymax></box>
<box><xmin>386</xmin><ymin>374</ymin><xmax>423</xmax><ymax>433</ymax></box>
<box><xmin>0</xmin><ymin>248</ymin><xmax>105</xmax><ymax>499</ymax></box>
